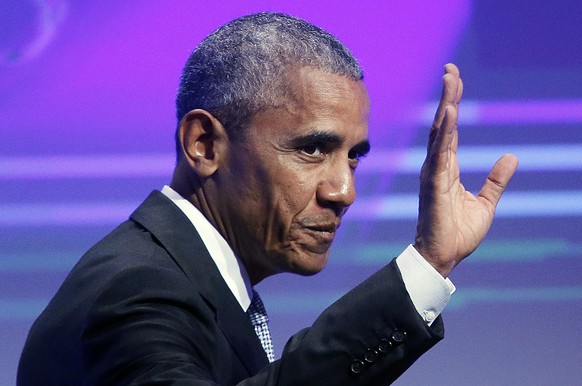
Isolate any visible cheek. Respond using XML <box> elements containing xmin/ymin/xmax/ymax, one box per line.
<box><xmin>260</xmin><ymin>177</ymin><xmax>313</xmax><ymax>247</ymax></box>
<box><xmin>247</xmin><ymin>158</ymin><xmax>320</xmax><ymax>242</ymax></box>
<box><xmin>278</xmin><ymin>159</ymin><xmax>321</xmax><ymax>205</ymax></box>
<box><xmin>275</xmin><ymin>175</ymin><xmax>314</xmax><ymax>220</ymax></box>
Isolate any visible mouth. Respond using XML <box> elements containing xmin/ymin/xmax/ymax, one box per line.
<box><xmin>302</xmin><ymin>221</ymin><xmax>340</xmax><ymax>244</ymax></box>
<box><xmin>305</xmin><ymin>223</ymin><xmax>336</xmax><ymax>232</ymax></box>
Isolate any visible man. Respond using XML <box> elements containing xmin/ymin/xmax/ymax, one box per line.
<box><xmin>17</xmin><ymin>12</ymin><xmax>518</xmax><ymax>385</ymax></box>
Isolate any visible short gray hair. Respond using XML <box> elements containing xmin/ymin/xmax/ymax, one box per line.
<box><xmin>175</xmin><ymin>12</ymin><xmax>363</xmax><ymax>149</ymax></box>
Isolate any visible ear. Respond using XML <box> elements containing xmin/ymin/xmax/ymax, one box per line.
<box><xmin>178</xmin><ymin>109</ymin><xmax>228</xmax><ymax>177</ymax></box>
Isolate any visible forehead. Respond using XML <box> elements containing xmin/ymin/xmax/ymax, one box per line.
<box><xmin>291</xmin><ymin>67</ymin><xmax>369</xmax><ymax>116</ymax></box>
<box><xmin>249</xmin><ymin>67</ymin><xmax>370</xmax><ymax>142</ymax></box>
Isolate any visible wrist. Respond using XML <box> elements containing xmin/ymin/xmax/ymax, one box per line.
<box><xmin>412</xmin><ymin>241</ymin><xmax>455</xmax><ymax>278</ymax></box>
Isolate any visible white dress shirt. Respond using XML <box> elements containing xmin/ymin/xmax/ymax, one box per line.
<box><xmin>161</xmin><ymin>185</ymin><xmax>454</xmax><ymax>324</ymax></box>
<box><xmin>161</xmin><ymin>185</ymin><xmax>253</xmax><ymax>311</ymax></box>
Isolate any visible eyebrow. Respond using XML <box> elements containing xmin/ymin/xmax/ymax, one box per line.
<box><xmin>289</xmin><ymin>130</ymin><xmax>371</xmax><ymax>155</ymax></box>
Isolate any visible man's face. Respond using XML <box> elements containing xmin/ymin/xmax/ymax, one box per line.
<box><xmin>219</xmin><ymin>67</ymin><xmax>370</xmax><ymax>283</ymax></box>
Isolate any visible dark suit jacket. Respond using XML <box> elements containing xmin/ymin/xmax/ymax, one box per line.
<box><xmin>18</xmin><ymin>191</ymin><xmax>444</xmax><ymax>385</ymax></box>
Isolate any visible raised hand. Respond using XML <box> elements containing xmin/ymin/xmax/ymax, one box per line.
<box><xmin>413</xmin><ymin>64</ymin><xmax>519</xmax><ymax>277</ymax></box>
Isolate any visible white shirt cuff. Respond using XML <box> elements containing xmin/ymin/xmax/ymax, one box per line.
<box><xmin>395</xmin><ymin>245</ymin><xmax>456</xmax><ymax>325</ymax></box>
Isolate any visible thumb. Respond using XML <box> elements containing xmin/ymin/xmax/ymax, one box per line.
<box><xmin>478</xmin><ymin>154</ymin><xmax>519</xmax><ymax>209</ymax></box>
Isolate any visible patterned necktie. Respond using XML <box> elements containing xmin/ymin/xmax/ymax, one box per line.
<box><xmin>247</xmin><ymin>289</ymin><xmax>275</xmax><ymax>362</ymax></box>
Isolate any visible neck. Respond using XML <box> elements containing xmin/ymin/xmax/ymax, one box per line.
<box><xmin>170</xmin><ymin>164</ymin><xmax>274</xmax><ymax>285</ymax></box>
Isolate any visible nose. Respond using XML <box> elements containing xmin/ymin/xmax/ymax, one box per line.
<box><xmin>316</xmin><ymin>161</ymin><xmax>356</xmax><ymax>215</ymax></box>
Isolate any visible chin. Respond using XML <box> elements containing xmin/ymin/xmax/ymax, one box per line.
<box><xmin>287</xmin><ymin>251</ymin><xmax>330</xmax><ymax>276</ymax></box>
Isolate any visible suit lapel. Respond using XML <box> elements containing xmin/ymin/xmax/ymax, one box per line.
<box><xmin>130</xmin><ymin>191</ymin><xmax>269</xmax><ymax>375</ymax></box>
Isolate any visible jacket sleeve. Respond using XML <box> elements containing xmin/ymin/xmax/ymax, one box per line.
<box><xmin>82</xmin><ymin>259</ymin><xmax>442</xmax><ymax>385</ymax></box>
<box><xmin>255</xmin><ymin>259</ymin><xmax>444</xmax><ymax>386</ymax></box>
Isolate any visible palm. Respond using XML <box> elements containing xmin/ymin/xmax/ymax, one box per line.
<box><xmin>414</xmin><ymin>64</ymin><xmax>518</xmax><ymax>277</ymax></box>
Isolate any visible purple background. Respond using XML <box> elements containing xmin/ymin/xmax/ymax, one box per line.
<box><xmin>1</xmin><ymin>1</ymin><xmax>581</xmax><ymax>385</ymax></box>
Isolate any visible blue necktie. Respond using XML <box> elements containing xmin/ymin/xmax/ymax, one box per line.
<box><xmin>247</xmin><ymin>289</ymin><xmax>275</xmax><ymax>362</ymax></box>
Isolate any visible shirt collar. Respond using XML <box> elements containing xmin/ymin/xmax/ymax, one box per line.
<box><xmin>161</xmin><ymin>185</ymin><xmax>253</xmax><ymax>311</ymax></box>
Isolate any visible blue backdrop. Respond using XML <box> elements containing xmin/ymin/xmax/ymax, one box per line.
<box><xmin>1</xmin><ymin>1</ymin><xmax>581</xmax><ymax>385</ymax></box>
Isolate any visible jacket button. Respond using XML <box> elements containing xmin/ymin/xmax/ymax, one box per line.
<box><xmin>378</xmin><ymin>338</ymin><xmax>392</xmax><ymax>353</ymax></box>
<box><xmin>391</xmin><ymin>329</ymin><xmax>407</xmax><ymax>345</ymax></box>
<box><xmin>364</xmin><ymin>348</ymin><xmax>379</xmax><ymax>363</ymax></box>
<box><xmin>350</xmin><ymin>359</ymin><xmax>365</xmax><ymax>374</ymax></box>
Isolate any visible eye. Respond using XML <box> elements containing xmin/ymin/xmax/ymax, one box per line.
<box><xmin>348</xmin><ymin>149</ymin><xmax>366</xmax><ymax>161</ymax></box>
<box><xmin>347</xmin><ymin>150</ymin><xmax>367</xmax><ymax>170</ymax></box>
<box><xmin>300</xmin><ymin>144</ymin><xmax>324</xmax><ymax>156</ymax></box>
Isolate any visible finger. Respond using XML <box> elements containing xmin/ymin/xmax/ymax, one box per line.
<box><xmin>428</xmin><ymin>106</ymin><xmax>458</xmax><ymax>173</ymax></box>
<box><xmin>445</xmin><ymin>74</ymin><xmax>462</xmax><ymax>154</ymax></box>
<box><xmin>445</xmin><ymin>62</ymin><xmax>460</xmax><ymax>77</ymax></box>
<box><xmin>455</xmin><ymin>76</ymin><xmax>464</xmax><ymax>105</ymax></box>
<box><xmin>436</xmin><ymin>64</ymin><xmax>460</xmax><ymax>120</ymax></box>
<box><xmin>478</xmin><ymin>154</ymin><xmax>519</xmax><ymax>209</ymax></box>
<box><xmin>428</xmin><ymin>64</ymin><xmax>461</xmax><ymax>150</ymax></box>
